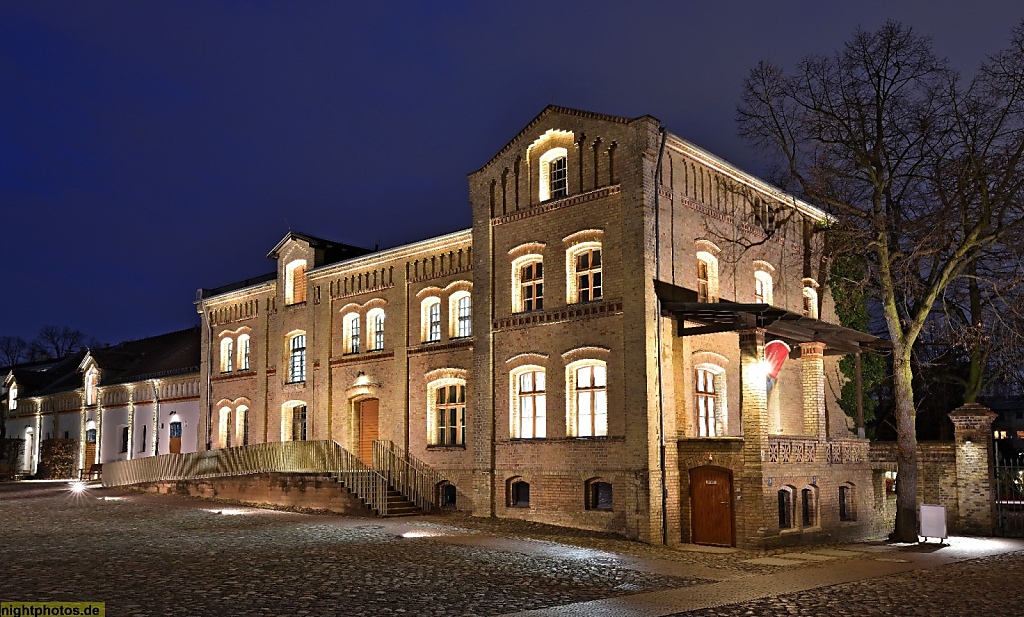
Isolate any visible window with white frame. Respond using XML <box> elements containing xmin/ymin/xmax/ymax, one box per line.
<box><xmin>516</xmin><ymin>259</ymin><xmax>544</xmax><ymax>312</ymax></box>
<box><xmin>428</xmin><ymin>380</ymin><xmax>466</xmax><ymax>446</ymax></box>
<box><xmin>450</xmin><ymin>292</ymin><xmax>472</xmax><ymax>338</ymax></box>
<box><xmin>285</xmin><ymin>259</ymin><xmax>308</xmax><ymax>305</ymax></box>
<box><xmin>291</xmin><ymin>404</ymin><xmax>307</xmax><ymax>441</ymax></box>
<box><xmin>237</xmin><ymin>333</ymin><xmax>251</xmax><ymax>371</ymax></box>
<box><xmin>220</xmin><ymin>337</ymin><xmax>234</xmax><ymax>373</ymax></box>
<box><xmin>345</xmin><ymin>313</ymin><xmax>361</xmax><ymax>354</ymax></box>
<box><xmin>754</xmin><ymin>270</ymin><xmax>773</xmax><ymax>305</ymax></box>
<box><xmin>802</xmin><ymin>286</ymin><xmax>819</xmax><ymax>318</ymax></box>
<box><xmin>367</xmin><ymin>308</ymin><xmax>385</xmax><ymax>351</ymax></box>
<box><xmin>288</xmin><ymin>333</ymin><xmax>306</xmax><ymax>383</ymax></box>
<box><xmin>693</xmin><ymin>362</ymin><xmax>726</xmax><ymax>437</ymax></box>
<box><xmin>696</xmin><ymin>252</ymin><xmax>719</xmax><ymax>302</ymax></box>
<box><xmin>568</xmin><ymin>244</ymin><xmax>602</xmax><ymax>303</ymax></box>
<box><xmin>236</xmin><ymin>405</ymin><xmax>249</xmax><ymax>446</ymax></box>
<box><xmin>218</xmin><ymin>406</ymin><xmax>231</xmax><ymax>448</ymax></box>
<box><xmin>511</xmin><ymin>367</ymin><xmax>546</xmax><ymax>439</ymax></box>
<box><xmin>422</xmin><ymin>298</ymin><xmax>442</xmax><ymax>343</ymax></box>
<box><xmin>7</xmin><ymin>384</ymin><xmax>16</xmax><ymax>410</ymax></box>
<box><xmin>539</xmin><ymin>147</ymin><xmax>569</xmax><ymax>201</ymax></box>
<box><xmin>567</xmin><ymin>361</ymin><xmax>607</xmax><ymax>437</ymax></box>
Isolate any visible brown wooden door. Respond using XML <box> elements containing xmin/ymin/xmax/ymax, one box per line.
<box><xmin>690</xmin><ymin>466</ymin><xmax>734</xmax><ymax>546</ymax></box>
<box><xmin>169</xmin><ymin>422</ymin><xmax>182</xmax><ymax>454</ymax></box>
<box><xmin>358</xmin><ymin>399</ymin><xmax>379</xmax><ymax>463</ymax></box>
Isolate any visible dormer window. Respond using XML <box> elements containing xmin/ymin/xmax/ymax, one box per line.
<box><xmin>285</xmin><ymin>260</ymin><xmax>308</xmax><ymax>305</ymax></box>
<box><xmin>85</xmin><ymin>366</ymin><xmax>99</xmax><ymax>406</ymax></box>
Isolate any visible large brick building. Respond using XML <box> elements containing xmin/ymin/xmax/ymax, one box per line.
<box><xmin>193</xmin><ymin>106</ymin><xmax>886</xmax><ymax>548</ymax></box>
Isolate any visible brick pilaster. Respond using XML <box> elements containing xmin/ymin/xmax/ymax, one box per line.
<box><xmin>948</xmin><ymin>404</ymin><xmax>997</xmax><ymax>535</ymax></box>
<box><xmin>799</xmin><ymin>342</ymin><xmax>826</xmax><ymax>440</ymax></box>
<box><xmin>738</xmin><ymin>328</ymin><xmax>768</xmax><ymax>546</ymax></box>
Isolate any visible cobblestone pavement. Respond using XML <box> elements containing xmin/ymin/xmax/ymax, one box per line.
<box><xmin>670</xmin><ymin>548</ymin><xmax>1024</xmax><ymax>616</ymax></box>
<box><xmin>0</xmin><ymin>483</ymin><xmax>705</xmax><ymax>616</ymax></box>
<box><xmin>3</xmin><ymin>482</ymin><xmax>1023</xmax><ymax>617</ymax></box>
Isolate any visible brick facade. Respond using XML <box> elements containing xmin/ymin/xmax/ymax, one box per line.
<box><xmin>191</xmin><ymin>106</ymin><xmax>890</xmax><ymax>547</ymax></box>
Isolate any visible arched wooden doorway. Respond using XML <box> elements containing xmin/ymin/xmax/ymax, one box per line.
<box><xmin>689</xmin><ymin>465</ymin><xmax>735</xmax><ymax>546</ymax></box>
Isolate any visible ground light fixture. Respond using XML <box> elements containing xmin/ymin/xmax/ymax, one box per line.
<box><xmin>68</xmin><ymin>481</ymin><xmax>87</xmax><ymax>494</ymax></box>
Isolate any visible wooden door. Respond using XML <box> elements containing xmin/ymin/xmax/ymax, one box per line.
<box><xmin>169</xmin><ymin>422</ymin><xmax>182</xmax><ymax>454</ymax></box>
<box><xmin>690</xmin><ymin>466</ymin><xmax>734</xmax><ymax>546</ymax></box>
<box><xmin>358</xmin><ymin>399</ymin><xmax>379</xmax><ymax>463</ymax></box>
<box><xmin>84</xmin><ymin>429</ymin><xmax>97</xmax><ymax>471</ymax></box>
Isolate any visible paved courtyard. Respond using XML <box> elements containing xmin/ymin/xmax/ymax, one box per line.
<box><xmin>1</xmin><ymin>481</ymin><xmax>1022</xmax><ymax>616</ymax></box>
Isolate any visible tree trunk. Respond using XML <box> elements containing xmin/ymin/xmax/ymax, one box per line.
<box><xmin>892</xmin><ymin>347</ymin><xmax>919</xmax><ymax>542</ymax></box>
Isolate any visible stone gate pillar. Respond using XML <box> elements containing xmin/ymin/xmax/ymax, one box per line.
<box><xmin>948</xmin><ymin>404</ymin><xmax>997</xmax><ymax>536</ymax></box>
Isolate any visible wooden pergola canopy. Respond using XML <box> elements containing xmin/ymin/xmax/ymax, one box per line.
<box><xmin>654</xmin><ymin>281</ymin><xmax>889</xmax><ymax>356</ymax></box>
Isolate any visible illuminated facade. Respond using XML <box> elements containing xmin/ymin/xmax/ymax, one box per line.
<box><xmin>2</xmin><ymin>328</ymin><xmax>201</xmax><ymax>476</ymax></box>
<box><xmin>194</xmin><ymin>106</ymin><xmax>888</xmax><ymax>547</ymax></box>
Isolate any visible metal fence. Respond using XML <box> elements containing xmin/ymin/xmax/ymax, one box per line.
<box><xmin>102</xmin><ymin>440</ymin><xmax>395</xmax><ymax>516</ymax></box>
<box><xmin>373</xmin><ymin>439</ymin><xmax>448</xmax><ymax>512</ymax></box>
<box><xmin>995</xmin><ymin>442</ymin><xmax>1024</xmax><ymax>537</ymax></box>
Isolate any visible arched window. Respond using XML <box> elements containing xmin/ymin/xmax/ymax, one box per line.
<box><xmin>421</xmin><ymin>298</ymin><xmax>442</xmax><ymax>343</ymax></box>
<box><xmin>427</xmin><ymin>378</ymin><xmax>466</xmax><ymax>446</ymax></box>
<box><xmin>567</xmin><ymin>360</ymin><xmax>607</xmax><ymax>437</ymax></box>
<box><xmin>696</xmin><ymin>252</ymin><xmax>719</xmax><ymax>303</ymax></box>
<box><xmin>567</xmin><ymin>243</ymin><xmax>602</xmax><ymax>304</ymax></box>
<box><xmin>237</xmin><ymin>334</ymin><xmax>251</xmax><ymax>371</ymax></box>
<box><xmin>694</xmin><ymin>362</ymin><xmax>727</xmax><ymax>437</ymax></box>
<box><xmin>539</xmin><ymin>147</ymin><xmax>569</xmax><ymax>201</ymax></box>
<box><xmin>288</xmin><ymin>333</ymin><xmax>306</xmax><ymax>383</ymax></box>
<box><xmin>236</xmin><ymin>405</ymin><xmax>249</xmax><ymax>446</ymax></box>
<box><xmin>281</xmin><ymin>402</ymin><xmax>307</xmax><ymax>442</ymax></box>
<box><xmin>449</xmin><ymin>292</ymin><xmax>472</xmax><ymax>339</ymax></box>
<box><xmin>754</xmin><ymin>269</ymin><xmax>774</xmax><ymax>305</ymax></box>
<box><xmin>285</xmin><ymin>260</ymin><xmax>308</xmax><ymax>305</ymax></box>
<box><xmin>801</xmin><ymin>486</ymin><xmax>817</xmax><ymax>527</ymax></box>
<box><xmin>512</xmin><ymin>256</ymin><xmax>544</xmax><ymax>313</ymax></box>
<box><xmin>85</xmin><ymin>367</ymin><xmax>99</xmax><ymax>406</ymax></box>
<box><xmin>220</xmin><ymin>337</ymin><xmax>234</xmax><ymax>373</ymax></box>
<box><xmin>778</xmin><ymin>487</ymin><xmax>795</xmax><ymax>529</ymax></box>
<box><xmin>509</xmin><ymin>478</ymin><xmax>531</xmax><ymax>508</ymax></box>
<box><xmin>510</xmin><ymin>366</ymin><xmax>546</xmax><ymax>439</ymax></box>
<box><xmin>344</xmin><ymin>313</ymin><xmax>361</xmax><ymax>354</ymax></box>
<box><xmin>839</xmin><ymin>483</ymin><xmax>856</xmax><ymax>521</ymax></box>
<box><xmin>218</xmin><ymin>406</ymin><xmax>231</xmax><ymax>449</ymax></box>
<box><xmin>367</xmin><ymin>308</ymin><xmax>386</xmax><ymax>351</ymax></box>
<box><xmin>803</xmin><ymin>286</ymin><xmax>819</xmax><ymax>318</ymax></box>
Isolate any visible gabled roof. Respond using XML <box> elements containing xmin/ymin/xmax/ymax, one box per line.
<box><xmin>4</xmin><ymin>327</ymin><xmax>201</xmax><ymax>398</ymax></box>
<box><xmin>473</xmin><ymin>105</ymin><xmax>655</xmax><ymax>174</ymax></box>
<box><xmin>266</xmin><ymin>230</ymin><xmax>373</xmax><ymax>262</ymax></box>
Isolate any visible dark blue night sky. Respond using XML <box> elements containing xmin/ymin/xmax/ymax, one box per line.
<box><xmin>2</xmin><ymin>1</ymin><xmax>1021</xmax><ymax>344</ymax></box>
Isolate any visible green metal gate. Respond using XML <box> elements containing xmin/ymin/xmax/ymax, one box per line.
<box><xmin>994</xmin><ymin>442</ymin><xmax>1024</xmax><ymax>537</ymax></box>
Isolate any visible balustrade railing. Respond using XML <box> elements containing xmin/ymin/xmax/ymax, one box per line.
<box><xmin>372</xmin><ymin>439</ymin><xmax>448</xmax><ymax>512</ymax></box>
<box><xmin>102</xmin><ymin>440</ymin><xmax>393</xmax><ymax>515</ymax></box>
<box><xmin>766</xmin><ymin>436</ymin><xmax>868</xmax><ymax>464</ymax></box>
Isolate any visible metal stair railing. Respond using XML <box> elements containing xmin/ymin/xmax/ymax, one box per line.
<box><xmin>102</xmin><ymin>440</ymin><xmax>391</xmax><ymax>516</ymax></box>
<box><xmin>372</xmin><ymin>439</ymin><xmax>448</xmax><ymax>512</ymax></box>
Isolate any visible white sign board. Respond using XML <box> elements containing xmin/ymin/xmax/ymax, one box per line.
<box><xmin>919</xmin><ymin>504</ymin><xmax>947</xmax><ymax>540</ymax></box>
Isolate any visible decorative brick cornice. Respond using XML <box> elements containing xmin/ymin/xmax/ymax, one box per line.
<box><xmin>492</xmin><ymin>186</ymin><xmax>620</xmax><ymax>226</ymax></box>
<box><xmin>494</xmin><ymin>300</ymin><xmax>623</xmax><ymax>331</ymax></box>
<box><xmin>408</xmin><ymin>339</ymin><xmax>474</xmax><ymax>356</ymax></box>
<box><xmin>329</xmin><ymin>351</ymin><xmax>395</xmax><ymax>366</ymax></box>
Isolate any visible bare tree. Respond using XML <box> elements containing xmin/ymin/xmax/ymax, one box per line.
<box><xmin>0</xmin><ymin>336</ymin><xmax>28</xmax><ymax>367</ymax></box>
<box><xmin>30</xmin><ymin>325</ymin><xmax>88</xmax><ymax>360</ymax></box>
<box><xmin>738</xmin><ymin>21</ymin><xmax>1024</xmax><ymax>541</ymax></box>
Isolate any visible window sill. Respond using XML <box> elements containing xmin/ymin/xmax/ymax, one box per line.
<box><xmin>285</xmin><ymin>380</ymin><xmax>306</xmax><ymax>386</ymax></box>
<box><xmin>426</xmin><ymin>444</ymin><xmax>466</xmax><ymax>451</ymax></box>
<box><xmin>510</xmin><ymin>437</ymin><xmax>547</xmax><ymax>441</ymax></box>
<box><xmin>285</xmin><ymin>301</ymin><xmax>307</xmax><ymax>308</ymax></box>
